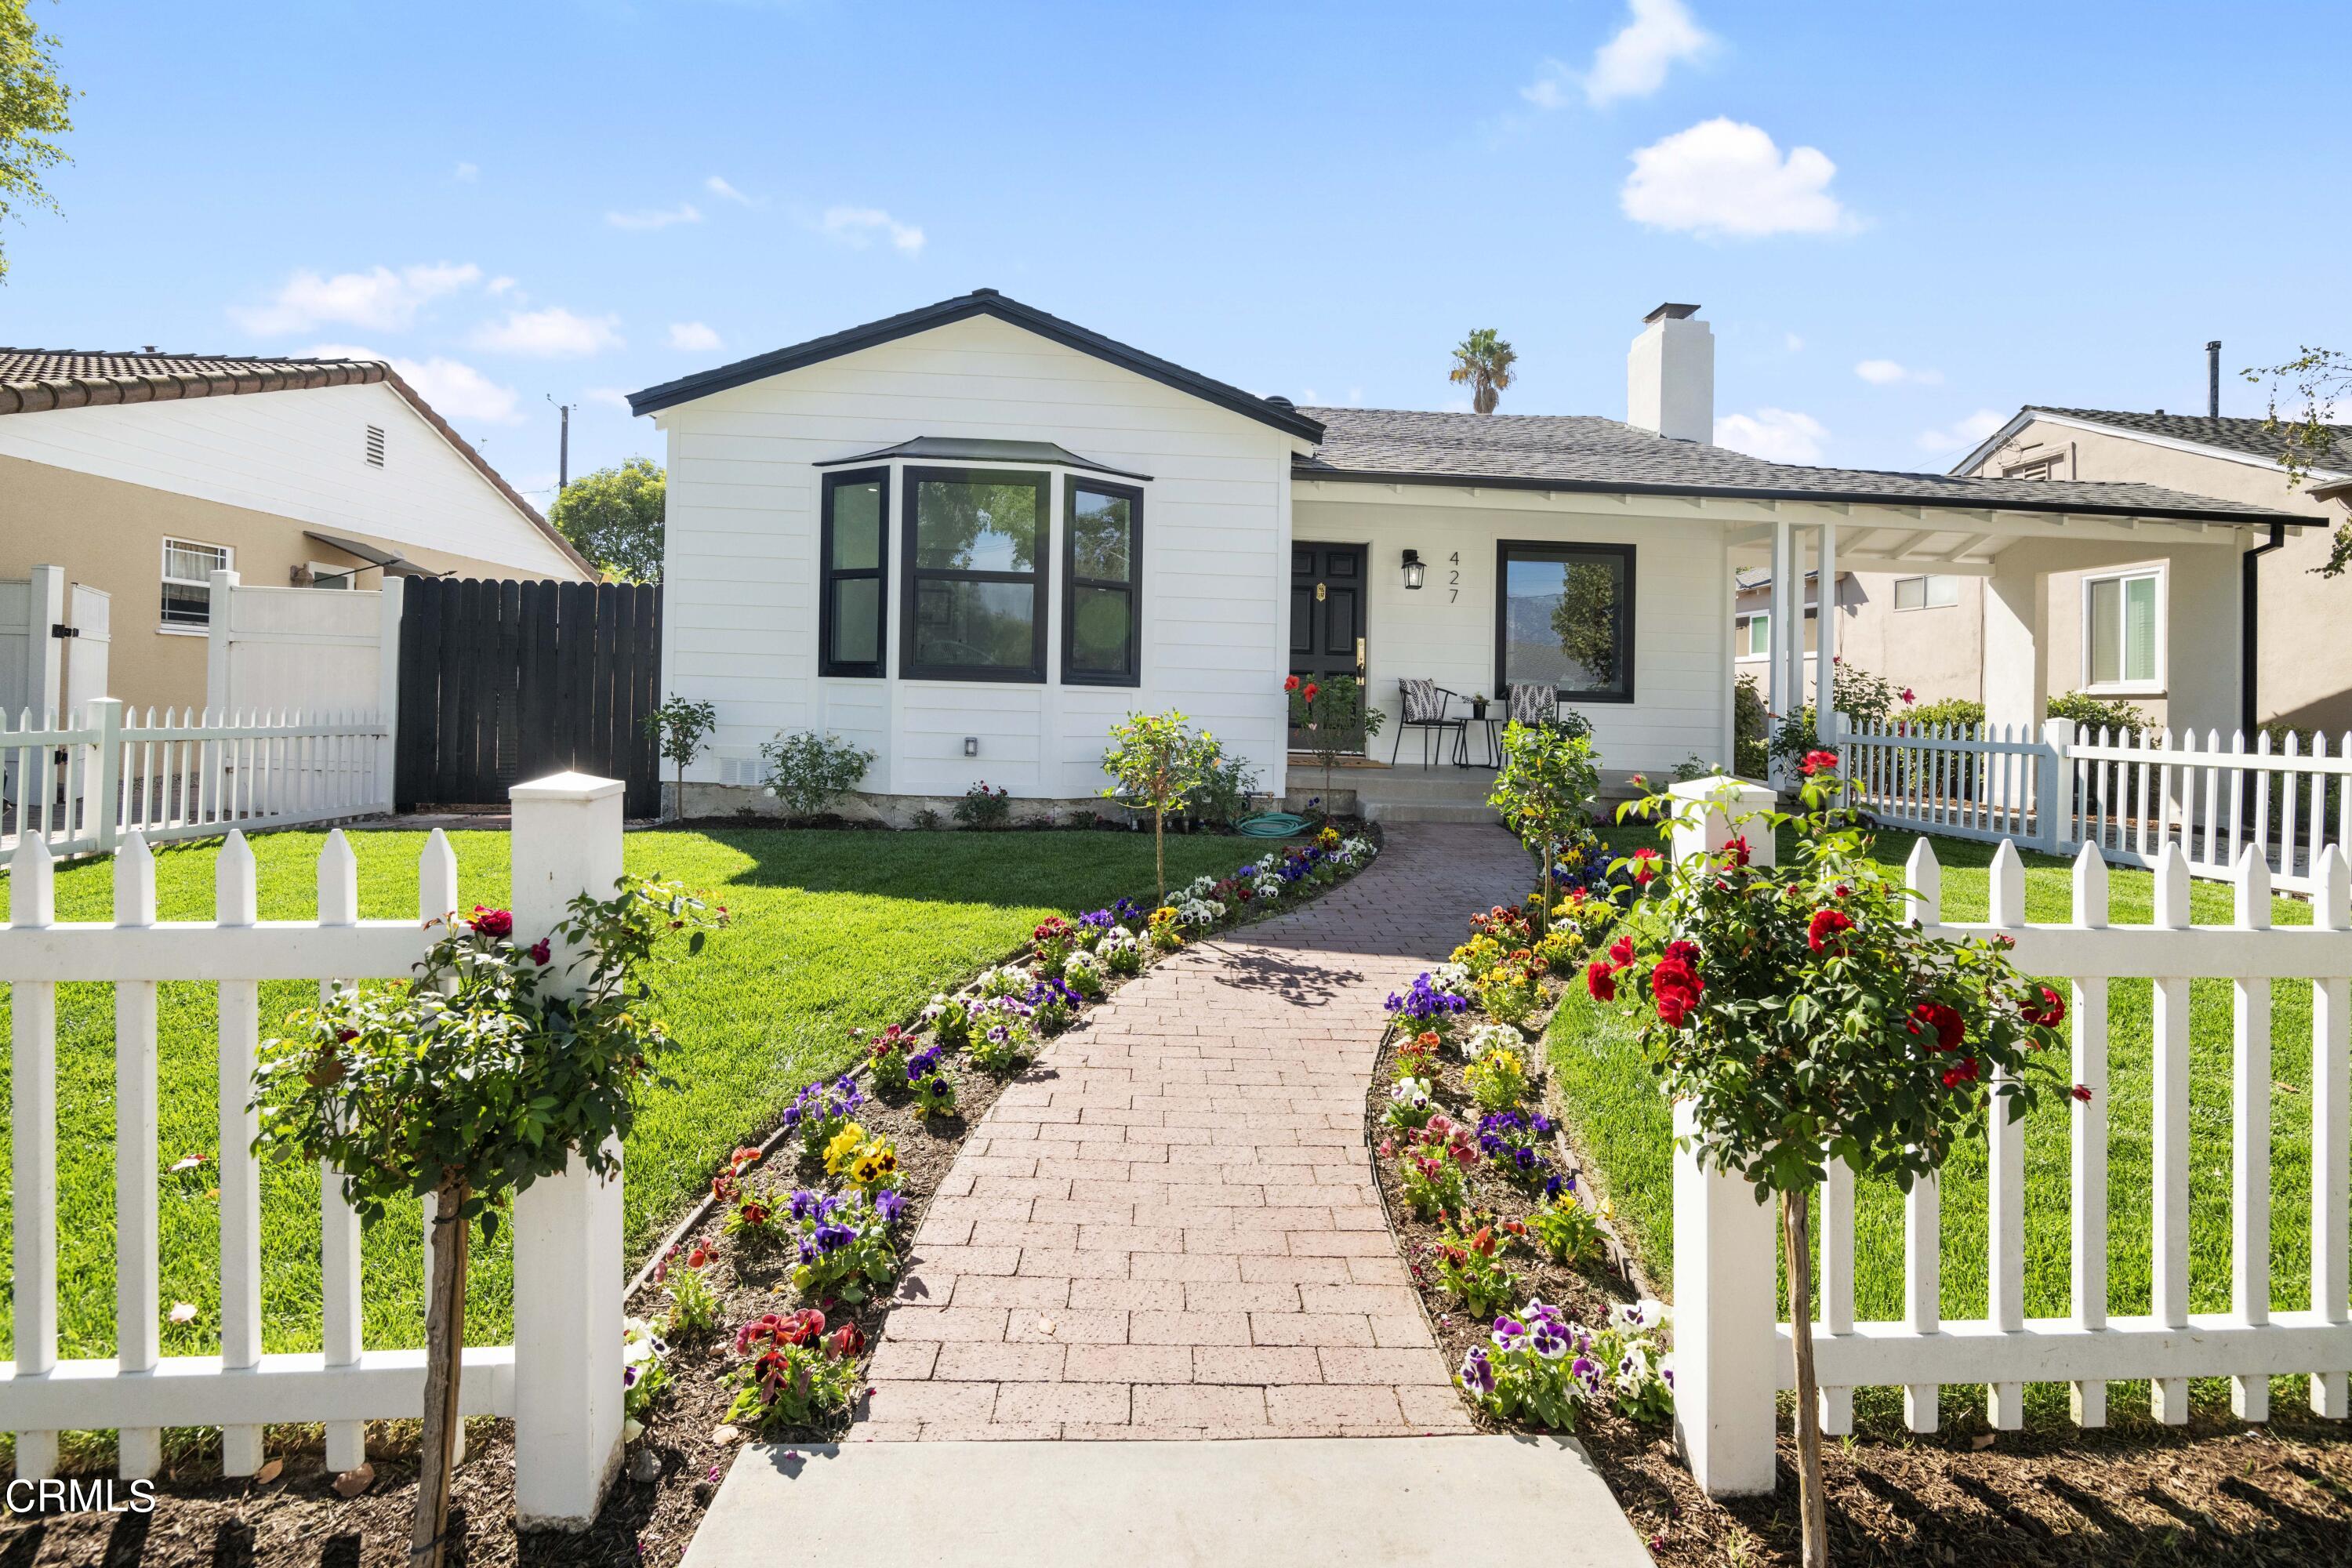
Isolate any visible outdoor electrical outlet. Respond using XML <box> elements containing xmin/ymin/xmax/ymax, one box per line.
<box><xmin>964</xmin><ymin>736</ymin><xmax>979</xmax><ymax>757</ymax></box>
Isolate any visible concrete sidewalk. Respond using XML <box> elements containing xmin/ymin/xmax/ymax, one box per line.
<box><xmin>681</xmin><ymin>1436</ymin><xmax>1657</xmax><ymax>1567</ymax></box>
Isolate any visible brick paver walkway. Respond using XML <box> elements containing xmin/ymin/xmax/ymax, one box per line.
<box><xmin>860</xmin><ymin>822</ymin><xmax>1533</xmax><ymax>1439</ymax></box>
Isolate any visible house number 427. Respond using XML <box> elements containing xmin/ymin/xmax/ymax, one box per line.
<box><xmin>1449</xmin><ymin>551</ymin><xmax>1460</xmax><ymax>603</ymax></box>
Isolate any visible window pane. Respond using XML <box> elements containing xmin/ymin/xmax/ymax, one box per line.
<box><xmin>829</xmin><ymin>481</ymin><xmax>882</xmax><ymax>571</ymax></box>
<box><xmin>1926</xmin><ymin>575</ymin><xmax>1959</xmax><ymax>608</ymax></box>
<box><xmin>2124</xmin><ymin>575</ymin><xmax>2158</xmax><ymax>683</ymax></box>
<box><xmin>914</xmin><ymin>478</ymin><xmax>1038</xmax><ymax>572</ymax></box>
<box><xmin>1070</xmin><ymin>488</ymin><xmax>1132</xmax><ymax>582</ymax></box>
<box><xmin>1501</xmin><ymin>550</ymin><xmax>1626</xmax><ymax>695</ymax></box>
<box><xmin>1894</xmin><ymin>576</ymin><xmax>1926</xmax><ymax>611</ymax></box>
<box><xmin>165</xmin><ymin>540</ymin><xmax>227</xmax><ymax>583</ymax></box>
<box><xmin>1070</xmin><ymin>585</ymin><xmax>1132</xmax><ymax>675</ymax></box>
<box><xmin>2089</xmin><ymin>577</ymin><xmax>2121</xmax><ymax>685</ymax></box>
<box><xmin>913</xmin><ymin>578</ymin><xmax>1036</xmax><ymax>670</ymax></box>
<box><xmin>161</xmin><ymin>581</ymin><xmax>211</xmax><ymax>625</ymax></box>
<box><xmin>830</xmin><ymin>577</ymin><xmax>880</xmax><ymax>666</ymax></box>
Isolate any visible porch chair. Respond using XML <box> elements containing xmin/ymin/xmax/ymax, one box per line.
<box><xmin>1392</xmin><ymin>678</ymin><xmax>1468</xmax><ymax>766</ymax></box>
<box><xmin>1506</xmin><ymin>683</ymin><xmax>1595</xmax><ymax>740</ymax></box>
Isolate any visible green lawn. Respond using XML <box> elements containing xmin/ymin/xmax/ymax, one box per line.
<box><xmin>0</xmin><ymin>826</ymin><xmax>1247</xmax><ymax>1362</ymax></box>
<box><xmin>1550</xmin><ymin>829</ymin><xmax>2344</xmax><ymax>1395</ymax></box>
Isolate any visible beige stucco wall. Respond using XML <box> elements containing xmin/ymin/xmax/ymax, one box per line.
<box><xmin>1963</xmin><ymin>419</ymin><xmax>2352</xmax><ymax>733</ymax></box>
<box><xmin>1730</xmin><ymin>572</ymin><xmax>1985</xmax><ymax>707</ymax></box>
<box><xmin>0</xmin><ymin>454</ymin><xmax>576</xmax><ymax>715</ymax></box>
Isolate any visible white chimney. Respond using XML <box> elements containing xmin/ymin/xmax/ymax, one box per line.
<box><xmin>1626</xmin><ymin>302</ymin><xmax>1713</xmax><ymax>442</ymax></box>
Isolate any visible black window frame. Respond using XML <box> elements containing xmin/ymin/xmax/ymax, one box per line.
<box><xmin>818</xmin><ymin>466</ymin><xmax>891</xmax><ymax>678</ymax></box>
<box><xmin>1060</xmin><ymin>475</ymin><xmax>1144</xmax><ymax>688</ymax></box>
<box><xmin>899</xmin><ymin>464</ymin><xmax>1051</xmax><ymax>684</ymax></box>
<box><xmin>1493</xmin><ymin>539</ymin><xmax>1637</xmax><ymax>705</ymax></box>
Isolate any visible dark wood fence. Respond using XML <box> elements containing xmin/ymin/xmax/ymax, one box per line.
<box><xmin>394</xmin><ymin>579</ymin><xmax>662</xmax><ymax>817</ymax></box>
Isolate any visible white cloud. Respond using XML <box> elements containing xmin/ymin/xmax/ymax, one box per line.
<box><xmin>819</xmin><ymin>206</ymin><xmax>925</xmax><ymax>255</ymax></box>
<box><xmin>1583</xmin><ymin>0</ymin><xmax>1711</xmax><ymax>107</ymax></box>
<box><xmin>1520</xmin><ymin>65</ymin><xmax>1573</xmax><ymax>110</ymax></box>
<box><xmin>667</xmin><ymin>321</ymin><xmax>722</xmax><ymax>351</ymax></box>
<box><xmin>454</xmin><ymin>162</ymin><xmax>479</xmax><ymax>183</ymax></box>
<box><xmin>309</xmin><ymin>343</ymin><xmax>521</xmax><ymax>424</ymax></box>
<box><xmin>583</xmin><ymin>387</ymin><xmax>633</xmax><ymax>410</ymax></box>
<box><xmin>233</xmin><ymin>262</ymin><xmax>482</xmax><ymax>335</ymax></box>
<box><xmin>1621</xmin><ymin>118</ymin><xmax>1850</xmax><ymax>239</ymax></box>
<box><xmin>1855</xmin><ymin>358</ymin><xmax>1943</xmax><ymax>387</ymax></box>
<box><xmin>607</xmin><ymin>202</ymin><xmax>702</xmax><ymax>231</ymax></box>
<box><xmin>1916</xmin><ymin>408</ymin><xmax>2009</xmax><ymax>454</ymax></box>
<box><xmin>706</xmin><ymin>175</ymin><xmax>757</xmax><ymax>206</ymax></box>
<box><xmin>1715</xmin><ymin>408</ymin><xmax>1828</xmax><ymax>464</ymax></box>
<box><xmin>1784</xmin><ymin>332</ymin><xmax>1805</xmax><ymax>352</ymax></box>
<box><xmin>487</xmin><ymin>275</ymin><xmax>518</xmax><ymax>296</ymax></box>
<box><xmin>469</xmin><ymin>307</ymin><xmax>622</xmax><ymax>358</ymax></box>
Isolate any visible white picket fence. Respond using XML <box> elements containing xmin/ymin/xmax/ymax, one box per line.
<box><xmin>1838</xmin><ymin>716</ymin><xmax>2352</xmax><ymax>897</ymax></box>
<box><xmin>1665</xmin><ymin>778</ymin><xmax>2351</xmax><ymax>1498</ymax></box>
<box><xmin>1</xmin><ymin>699</ymin><xmax>389</xmax><ymax>858</ymax></box>
<box><xmin>0</xmin><ymin>771</ymin><xmax>629</xmax><ymax>1530</ymax></box>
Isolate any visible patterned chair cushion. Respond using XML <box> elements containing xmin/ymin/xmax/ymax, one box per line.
<box><xmin>1399</xmin><ymin>678</ymin><xmax>1446</xmax><ymax>724</ymax></box>
<box><xmin>1507</xmin><ymin>683</ymin><xmax>1557</xmax><ymax>726</ymax></box>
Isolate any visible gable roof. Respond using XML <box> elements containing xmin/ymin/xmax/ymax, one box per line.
<box><xmin>1953</xmin><ymin>405</ymin><xmax>2352</xmax><ymax>484</ymax></box>
<box><xmin>1294</xmin><ymin>406</ymin><xmax>2317</xmax><ymax>524</ymax></box>
<box><xmin>625</xmin><ymin>289</ymin><xmax>1327</xmax><ymax>441</ymax></box>
<box><xmin>0</xmin><ymin>348</ymin><xmax>597</xmax><ymax>576</ymax></box>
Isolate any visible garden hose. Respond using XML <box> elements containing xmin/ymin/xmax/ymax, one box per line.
<box><xmin>1236</xmin><ymin>811</ymin><xmax>1314</xmax><ymax>838</ymax></box>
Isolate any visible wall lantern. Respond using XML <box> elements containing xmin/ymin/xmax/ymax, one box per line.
<box><xmin>1401</xmin><ymin>549</ymin><xmax>1426</xmax><ymax>590</ymax></box>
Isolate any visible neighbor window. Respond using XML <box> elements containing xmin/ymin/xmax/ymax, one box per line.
<box><xmin>1893</xmin><ymin>574</ymin><xmax>1959</xmax><ymax>611</ymax></box>
<box><xmin>161</xmin><ymin>537</ymin><xmax>231</xmax><ymax>628</ymax></box>
<box><xmin>820</xmin><ymin>468</ymin><xmax>889</xmax><ymax>677</ymax></box>
<box><xmin>1740</xmin><ymin>612</ymin><xmax>1769</xmax><ymax>656</ymax></box>
<box><xmin>1494</xmin><ymin>541</ymin><xmax>1634</xmax><ymax>702</ymax></box>
<box><xmin>1062</xmin><ymin>478</ymin><xmax>1142</xmax><ymax>686</ymax></box>
<box><xmin>2085</xmin><ymin>569</ymin><xmax>2161</xmax><ymax>690</ymax></box>
<box><xmin>902</xmin><ymin>467</ymin><xmax>1048</xmax><ymax>681</ymax></box>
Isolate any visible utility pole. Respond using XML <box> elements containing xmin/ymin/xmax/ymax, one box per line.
<box><xmin>547</xmin><ymin>394</ymin><xmax>575</xmax><ymax>493</ymax></box>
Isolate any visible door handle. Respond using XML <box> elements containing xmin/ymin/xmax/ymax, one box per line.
<box><xmin>1315</xmin><ymin>582</ymin><xmax>1327</xmax><ymax>603</ymax></box>
<box><xmin>1355</xmin><ymin>637</ymin><xmax>1366</xmax><ymax>677</ymax></box>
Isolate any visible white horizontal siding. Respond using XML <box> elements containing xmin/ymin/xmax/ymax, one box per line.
<box><xmin>0</xmin><ymin>382</ymin><xmax>580</xmax><ymax>579</ymax></box>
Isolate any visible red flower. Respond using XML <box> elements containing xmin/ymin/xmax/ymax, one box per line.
<box><xmin>471</xmin><ymin>906</ymin><xmax>514</xmax><ymax>940</ymax></box>
<box><xmin>1942</xmin><ymin>1057</ymin><xmax>1980</xmax><ymax>1089</ymax></box>
<box><xmin>1900</xmin><ymin>688</ymin><xmax>1917</xmax><ymax>704</ymax></box>
<box><xmin>779</xmin><ymin>1308</ymin><xmax>827</xmax><ymax>1348</ymax></box>
<box><xmin>712</xmin><ymin>1173</ymin><xmax>739</xmax><ymax>1202</ymax></box>
<box><xmin>1800</xmin><ymin>750</ymin><xmax>1840</xmax><ymax>777</ymax></box>
<box><xmin>1586</xmin><ymin>960</ymin><xmax>1617</xmax><ymax>1002</ymax></box>
<box><xmin>1726</xmin><ymin>835</ymin><xmax>1751</xmax><ymax>867</ymax></box>
<box><xmin>2022</xmin><ymin>985</ymin><xmax>2067</xmax><ymax>1028</ymax></box>
<box><xmin>827</xmin><ymin>1323</ymin><xmax>866</xmax><ymax>1359</ymax></box>
<box><xmin>1807</xmin><ymin>908</ymin><xmax>1855</xmax><ymax>954</ymax></box>
<box><xmin>528</xmin><ymin>937</ymin><xmax>553</xmax><ymax>965</ymax></box>
<box><xmin>1630</xmin><ymin>847</ymin><xmax>1661</xmax><ymax>886</ymax></box>
<box><xmin>1909</xmin><ymin>1000</ymin><xmax>1965</xmax><ymax>1053</ymax></box>
<box><xmin>1284</xmin><ymin>675</ymin><xmax>1301</xmax><ymax>692</ymax></box>
<box><xmin>1661</xmin><ymin>939</ymin><xmax>1700</xmax><ymax>968</ymax></box>
<box><xmin>1651</xmin><ymin>956</ymin><xmax>1704</xmax><ymax>1028</ymax></box>
<box><xmin>738</xmin><ymin>1200</ymin><xmax>771</xmax><ymax>1227</ymax></box>
<box><xmin>1302</xmin><ymin>681</ymin><xmax>1320</xmax><ymax>702</ymax></box>
<box><xmin>731</xmin><ymin>1145</ymin><xmax>764</xmax><ymax>1171</ymax></box>
<box><xmin>687</xmin><ymin>1244</ymin><xmax>711</xmax><ymax>1269</ymax></box>
<box><xmin>1607</xmin><ymin>935</ymin><xmax>1637</xmax><ymax>970</ymax></box>
<box><xmin>2071</xmin><ymin>1083</ymin><xmax>2094</xmax><ymax>1103</ymax></box>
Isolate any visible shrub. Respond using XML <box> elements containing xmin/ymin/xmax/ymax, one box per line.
<box><xmin>1906</xmin><ymin>695</ymin><xmax>1986</xmax><ymax>732</ymax></box>
<box><xmin>1185</xmin><ymin>752</ymin><xmax>1262</xmax><ymax>828</ymax></box>
<box><xmin>1489</xmin><ymin>723</ymin><xmax>1602</xmax><ymax>931</ymax></box>
<box><xmin>1733</xmin><ymin>673</ymin><xmax>1770</xmax><ymax>779</ymax></box>
<box><xmin>1287</xmin><ymin>674</ymin><xmax>1386</xmax><ymax>805</ymax></box>
<box><xmin>1102</xmin><ymin>710</ymin><xmax>1224</xmax><ymax>904</ymax></box>
<box><xmin>761</xmin><ymin>731</ymin><xmax>876</xmax><ymax>820</ymax></box>
<box><xmin>2047</xmin><ymin>689</ymin><xmax>2154</xmax><ymax>736</ymax></box>
<box><xmin>1768</xmin><ymin>659</ymin><xmax>1913</xmax><ymax>767</ymax></box>
<box><xmin>954</xmin><ymin>781</ymin><xmax>1012</xmax><ymax>829</ymax></box>
<box><xmin>644</xmin><ymin>696</ymin><xmax>720</xmax><ymax>820</ymax></box>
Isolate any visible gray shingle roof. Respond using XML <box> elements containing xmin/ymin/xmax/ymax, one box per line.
<box><xmin>1294</xmin><ymin>407</ymin><xmax>2318</xmax><ymax>524</ymax></box>
<box><xmin>2027</xmin><ymin>406</ymin><xmax>2352</xmax><ymax>475</ymax></box>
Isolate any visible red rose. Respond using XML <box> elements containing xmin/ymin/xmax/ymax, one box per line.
<box><xmin>1630</xmin><ymin>847</ymin><xmax>1661</xmax><ymax>886</ymax></box>
<box><xmin>528</xmin><ymin>937</ymin><xmax>553</xmax><ymax>965</ymax></box>
<box><xmin>1900</xmin><ymin>688</ymin><xmax>1916</xmax><ymax>704</ymax></box>
<box><xmin>2022</xmin><ymin>985</ymin><xmax>2067</xmax><ymax>1028</ymax></box>
<box><xmin>1942</xmin><ymin>1057</ymin><xmax>1980</xmax><ymax>1089</ymax></box>
<box><xmin>471</xmin><ymin>906</ymin><xmax>514</xmax><ymax>940</ymax></box>
<box><xmin>1726</xmin><ymin>835</ymin><xmax>1751</xmax><ymax>867</ymax></box>
<box><xmin>1651</xmin><ymin>956</ymin><xmax>1704</xmax><ymax>1028</ymax></box>
<box><xmin>1607</xmin><ymin>935</ymin><xmax>1637</xmax><ymax>970</ymax></box>
<box><xmin>1807</xmin><ymin>908</ymin><xmax>1855</xmax><ymax>954</ymax></box>
<box><xmin>1586</xmin><ymin>960</ymin><xmax>1617</xmax><ymax>1002</ymax></box>
<box><xmin>1909</xmin><ymin>1000</ymin><xmax>1965</xmax><ymax>1053</ymax></box>
<box><xmin>1801</xmin><ymin>750</ymin><xmax>1840</xmax><ymax>776</ymax></box>
<box><xmin>1662</xmin><ymin>939</ymin><xmax>1700</xmax><ymax>967</ymax></box>
<box><xmin>2071</xmin><ymin>1083</ymin><xmax>2094</xmax><ymax>1103</ymax></box>
<box><xmin>1284</xmin><ymin>675</ymin><xmax>1300</xmax><ymax>692</ymax></box>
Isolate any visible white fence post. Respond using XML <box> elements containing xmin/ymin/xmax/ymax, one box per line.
<box><xmin>27</xmin><ymin>565</ymin><xmax>64</xmax><ymax>720</ymax></box>
<box><xmin>9</xmin><ymin>836</ymin><xmax>58</xmax><ymax>1479</ymax></box>
<box><xmin>89</xmin><ymin>697</ymin><xmax>122</xmax><ymax>857</ymax></box>
<box><xmin>509</xmin><ymin>771</ymin><xmax>627</xmax><ymax>1530</ymax></box>
<box><xmin>2038</xmin><ymin>717</ymin><xmax>2075</xmax><ymax>853</ymax></box>
<box><xmin>113</xmin><ymin>833</ymin><xmax>162</xmax><ymax>1479</ymax></box>
<box><xmin>1664</xmin><ymin>776</ymin><xmax>1780</xmax><ymax>1497</ymax></box>
<box><xmin>2314</xmin><ymin>848</ymin><xmax>2350</xmax><ymax>1421</ymax></box>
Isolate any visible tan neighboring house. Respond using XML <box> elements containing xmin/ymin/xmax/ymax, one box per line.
<box><xmin>0</xmin><ymin>350</ymin><xmax>597</xmax><ymax>717</ymax></box>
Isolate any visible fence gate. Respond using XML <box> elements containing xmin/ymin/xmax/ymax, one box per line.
<box><xmin>394</xmin><ymin>579</ymin><xmax>661</xmax><ymax>817</ymax></box>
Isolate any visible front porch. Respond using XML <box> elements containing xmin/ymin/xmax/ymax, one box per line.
<box><xmin>1286</xmin><ymin>756</ymin><xmax>1501</xmax><ymax>825</ymax></box>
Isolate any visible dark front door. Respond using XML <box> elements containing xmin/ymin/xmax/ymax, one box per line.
<box><xmin>1289</xmin><ymin>543</ymin><xmax>1366</xmax><ymax>751</ymax></box>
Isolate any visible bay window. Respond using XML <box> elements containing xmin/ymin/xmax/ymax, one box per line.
<box><xmin>902</xmin><ymin>467</ymin><xmax>1049</xmax><ymax>681</ymax></box>
<box><xmin>1062</xmin><ymin>478</ymin><xmax>1142</xmax><ymax>686</ymax></box>
<box><xmin>819</xmin><ymin>469</ymin><xmax>888</xmax><ymax>677</ymax></box>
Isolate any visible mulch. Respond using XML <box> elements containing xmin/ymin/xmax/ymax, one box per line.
<box><xmin>1366</xmin><ymin>991</ymin><xmax>2352</xmax><ymax>1567</ymax></box>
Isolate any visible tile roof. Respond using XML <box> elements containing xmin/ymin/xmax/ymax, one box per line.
<box><xmin>2024</xmin><ymin>405</ymin><xmax>2352</xmax><ymax>474</ymax></box>
<box><xmin>1294</xmin><ymin>407</ymin><xmax>2317</xmax><ymax>524</ymax></box>
<box><xmin>0</xmin><ymin>348</ymin><xmax>596</xmax><ymax>576</ymax></box>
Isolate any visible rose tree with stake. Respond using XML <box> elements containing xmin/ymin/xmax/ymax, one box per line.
<box><xmin>251</xmin><ymin>879</ymin><xmax>725</xmax><ymax>1568</ymax></box>
<box><xmin>1101</xmin><ymin>709</ymin><xmax>1223</xmax><ymax>906</ymax></box>
<box><xmin>1592</xmin><ymin>753</ymin><xmax>2074</xmax><ymax>1568</ymax></box>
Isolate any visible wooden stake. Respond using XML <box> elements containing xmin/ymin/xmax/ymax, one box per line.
<box><xmin>412</xmin><ymin>1176</ymin><xmax>471</xmax><ymax>1568</ymax></box>
<box><xmin>1784</xmin><ymin>1186</ymin><xmax>1828</xmax><ymax>1568</ymax></box>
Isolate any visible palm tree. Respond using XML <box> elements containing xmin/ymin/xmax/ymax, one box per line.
<box><xmin>1449</xmin><ymin>328</ymin><xmax>1517</xmax><ymax>415</ymax></box>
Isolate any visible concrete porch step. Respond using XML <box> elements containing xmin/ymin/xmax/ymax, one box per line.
<box><xmin>1363</xmin><ymin>800</ymin><xmax>1501</xmax><ymax>825</ymax></box>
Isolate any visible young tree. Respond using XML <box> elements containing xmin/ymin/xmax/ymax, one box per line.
<box><xmin>1102</xmin><ymin>710</ymin><xmax>1221</xmax><ymax>905</ymax></box>
<box><xmin>252</xmin><ymin>879</ymin><xmax>724</xmax><ymax>1568</ymax></box>
<box><xmin>2245</xmin><ymin>346</ymin><xmax>2352</xmax><ymax>575</ymax></box>
<box><xmin>1448</xmin><ymin>328</ymin><xmax>1517</xmax><ymax>414</ymax></box>
<box><xmin>1486</xmin><ymin>720</ymin><xmax>1600</xmax><ymax>930</ymax></box>
<box><xmin>0</xmin><ymin>0</ymin><xmax>75</xmax><ymax>284</ymax></box>
<box><xmin>1592</xmin><ymin>757</ymin><xmax>2071</xmax><ymax>1567</ymax></box>
<box><xmin>550</xmin><ymin>457</ymin><xmax>666</xmax><ymax>583</ymax></box>
<box><xmin>1285</xmin><ymin>673</ymin><xmax>1385</xmax><ymax>806</ymax></box>
<box><xmin>643</xmin><ymin>696</ymin><xmax>718</xmax><ymax>821</ymax></box>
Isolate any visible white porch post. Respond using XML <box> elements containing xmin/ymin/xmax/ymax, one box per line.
<box><xmin>1768</xmin><ymin>519</ymin><xmax>1794</xmax><ymax>786</ymax></box>
<box><xmin>1983</xmin><ymin>550</ymin><xmax>2048</xmax><ymax>731</ymax></box>
<box><xmin>510</xmin><ymin>771</ymin><xmax>628</xmax><ymax>1531</ymax></box>
<box><xmin>1814</xmin><ymin>521</ymin><xmax>1839</xmax><ymax>739</ymax></box>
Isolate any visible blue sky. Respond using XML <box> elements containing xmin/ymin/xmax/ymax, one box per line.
<box><xmin>10</xmin><ymin>0</ymin><xmax>2349</xmax><ymax>503</ymax></box>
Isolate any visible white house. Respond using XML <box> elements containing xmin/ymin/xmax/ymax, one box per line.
<box><xmin>632</xmin><ymin>291</ymin><xmax>2315</xmax><ymax>818</ymax></box>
